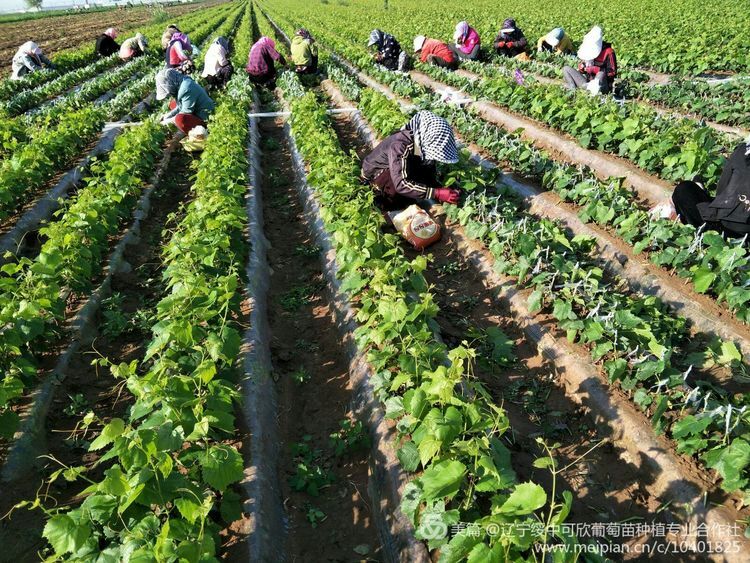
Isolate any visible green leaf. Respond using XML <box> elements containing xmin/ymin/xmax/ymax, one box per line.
<box><xmin>397</xmin><ymin>440</ymin><xmax>420</xmax><ymax>472</ymax></box>
<box><xmin>692</xmin><ymin>267</ymin><xmax>717</xmax><ymax>293</ymax></box>
<box><xmin>202</xmin><ymin>445</ymin><xmax>243</xmax><ymax>491</ymax></box>
<box><xmin>89</xmin><ymin>418</ymin><xmax>125</xmax><ymax>451</ymax></box>
<box><xmin>527</xmin><ymin>289</ymin><xmax>543</xmax><ymax>313</ymax></box>
<box><xmin>43</xmin><ymin>514</ymin><xmax>91</xmax><ymax>556</ymax></box>
<box><xmin>420</xmin><ymin>460</ymin><xmax>466</xmax><ymax>501</ymax></box>
<box><xmin>496</xmin><ymin>482</ymin><xmax>547</xmax><ymax>515</ymax></box>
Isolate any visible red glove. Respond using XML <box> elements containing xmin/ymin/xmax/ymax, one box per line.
<box><xmin>506</xmin><ymin>41</ymin><xmax>514</xmax><ymax>48</ymax></box>
<box><xmin>585</xmin><ymin>65</ymin><xmax>600</xmax><ymax>75</ymax></box>
<box><xmin>434</xmin><ymin>188</ymin><xmax>460</xmax><ymax>205</ymax></box>
<box><xmin>496</xmin><ymin>41</ymin><xmax>506</xmax><ymax>48</ymax></box>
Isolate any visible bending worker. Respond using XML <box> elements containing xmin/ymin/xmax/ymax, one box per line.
<box><xmin>368</xmin><ymin>29</ymin><xmax>409</xmax><ymax>72</ymax></box>
<box><xmin>119</xmin><ymin>33</ymin><xmax>148</xmax><ymax>61</ymax></box>
<box><xmin>202</xmin><ymin>36</ymin><xmax>233</xmax><ymax>89</ymax></box>
<box><xmin>413</xmin><ymin>35</ymin><xmax>458</xmax><ymax>70</ymax></box>
<box><xmin>361</xmin><ymin>110</ymin><xmax>462</xmax><ymax>209</ymax></box>
<box><xmin>156</xmin><ymin>68</ymin><xmax>215</xmax><ymax>134</ymax></box>
<box><xmin>10</xmin><ymin>41</ymin><xmax>55</xmax><ymax>80</ymax></box>
<box><xmin>451</xmin><ymin>21</ymin><xmax>481</xmax><ymax>61</ymax></box>
<box><xmin>537</xmin><ymin>27</ymin><xmax>574</xmax><ymax>55</ymax></box>
<box><xmin>96</xmin><ymin>27</ymin><xmax>119</xmax><ymax>58</ymax></box>
<box><xmin>291</xmin><ymin>28</ymin><xmax>318</xmax><ymax>74</ymax></box>
<box><xmin>166</xmin><ymin>31</ymin><xmax>195</xmax><ymax>74</ymax></box>
<box><xmin>246</xmin><ymin>36</ymin><xmax>286</xmax><ymax>89</ymax></box>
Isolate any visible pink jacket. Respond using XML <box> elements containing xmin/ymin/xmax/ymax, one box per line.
<box><xmin>458</xmin><ymin>27</ymin><xmax>480</xmax><ymax>55</ymax></box>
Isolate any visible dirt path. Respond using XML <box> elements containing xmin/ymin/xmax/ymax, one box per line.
<box><xmin>0</xmin><ymin>0</ymin><xmax>229</xmax><ymax>72</ymax></box>
<box><xmin>0</xmin><ymin>145</ymin><xmax>196</xmax><ymax>559</ymax></box>
<box><xmin>257</xmin><ymin>109</ymin><xmax>382</xmax><ymax>561</ymax></box>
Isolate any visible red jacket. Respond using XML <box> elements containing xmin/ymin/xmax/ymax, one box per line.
<box><xmin>579</xmin><ymin>42</ymin><xmax>617</xmax><ymax>84</ymax></box>
<box><xmin>419</xmin><ymin>38</ymin><xmax>456</xmax><ymax>64</ymax></box>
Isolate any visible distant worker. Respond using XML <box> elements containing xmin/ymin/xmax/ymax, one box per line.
<box><xmin>660</xmin><ymin>142</ymin><xmax>750</xmax><ymax>239</ymax></box>
<box><xmin>413</xmin><ymin>35</ymin><xmax>458</xmax><ymax>70</ymax></box>
<box><xmin>361</xmin><ymin>110</ymin><xmax>462</xmax><ymax>209</ymax></box>
<box><xmin>161</xmin><ymin>24</ymin><xmax>181</xmax><ymax>49</ymax></box>
<box><xmin>537</xmin><ymin>27</ymin><xmax>574</xmax><ymax>55</ymax></box>
<box><xmin>494</xmin><ymin>18</ymin><xmax>528</xmax><ymax>58</ymax></box>
<box><xmin>451</xmin><ymin>21</ymin><xmax>481</xmax><ymax>61</ymax></box>
<box><xmin>202</xmin><ymin>36</ymin><xmax>233</xmax><ymax>90</ymax></box>
<box><xmin>291</xmin><ymin>28</ymin><xmax>318</xmax><ymax>75</ymax></box>
<box><xmin>119</xmin><ymin>33</ymin><xmax>148</xmax><ymax>61</ymax></box>
<box><xmin>95</xmin><ymin>27</ymin><xmax>120</xmax><ymax>58</ymax></box>
<box><xmin>156</xmin><ymin>68</ymin><xmax>215</xmax><ymax>135</ymax></box>
<box><xmin>166</xmin><ymin>31</ymin><xmax>195</xmax><ymax>74</ymax></box>
<box><xmin>10</xmin><ymin>41</ymin><xmax>55</xmax><ymax>80</ymax></box>
<box><xmin>245</xmin><ymin>36</ymin><xmax>286</xmax><ymax>89</ymax></box>
<box><xmin>368</xmin><ymin>29</ymin><xmax>409</xmax><ymax>72</ymax></box>
<box><xmin>562</xmin><ymin>26</ymin><xmax>617</xmax><ymax>94</ymax></box>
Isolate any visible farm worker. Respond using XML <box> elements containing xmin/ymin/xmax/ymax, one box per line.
<box><xmin>10</xmin><ymin>41</ymin><xmax>55</xmax><ymax>80</ymax></box>
<box><xmin>119</xmin><ymin>33</ymin><xmax>148</xmax><ymax>61</ymax></box>
<box><xmin>156</xmin><ymin>68</ymin><xmax>215</xmax><ymax>135</ymax></box>
<box><xmin>161</xmin><ymin>24</ymin><xmax>181</xmax><ymax>49</ymax></box>
<box><xmin>291</xmin><ymin>28</ymin><xmax>318</xmax><ymax>75</ymax></box>
<box><xmin>166</xmin><ymin>32</ymin><xmax>195</xmax><ymax>74</ymax></box>
<box><xmin>562</xmin><ymin>26</ymin><xmax>617</xmax><ymax>94</ymax></box>
<box><xmin>494</xmin><ymin>19</ymin><xmax>528</xmax><ymax>58</ymax></box>
<box><xmin>368</xmin><ymin>29</ymin><xmax>409</xmax><ymax>72</ymax></box>
<box><xmin>202</xmin><ymin>36</ymin><xmax>234</xmax><ymax>90</ymax></box>
<box><xmin>663</xmin><ymin>142</ymin><xmax>750</xmax><ymax>239</ymax></box>
<box><xmin>96</xmin><ymin>28</ymin><xmax>120</xmax><ymax>58</ymax></box>
<box><xmin>413</xmin><ymin>36</ymin><xmax>458</xmax><ymax>71</ymax></box>
<box><xmin>246</xmin><ymin>36</ymin><xmax>286</xmax><ymax>89</ymax></box>
<box><xmin>360</xmin><ymin>110</ymin><xmax>461</xmax><ymax>209</ymax></box>
<box><xmin>537</xmin><ymin>27</ymin><xmax>574</xmax><ymax>55</ymax></box>
<box><xmin>450</xmin><ymin>21</ymin><xmax>481</xmax><ymax>61</ymax></box>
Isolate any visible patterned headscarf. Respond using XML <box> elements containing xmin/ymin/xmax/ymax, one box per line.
<box><xmin>453</xmin><ymin>21</ymin><xmax>469</xmax><ymax>43</ymax></box>
<box><xmin>368</xmin><ymin>29</ymin><xmax>384</xmax><ymax>49</ymax></box>
<box><xmin>404</xmin><ymin>111</ymin><xmax>459</xmax><ymax>164</ymax></box>
<box><xmin>256</xmin><ymin>36</ymin><xmax>276</xmax><ymax>51</ymax></box>
<box><xmin>155</xmin><ymin>67</ymin><xmax>185</xmax><ymax>100</ymax></box>
<box><xmin>296</xmin><ymin>28</ymin><xmax>313</xmax><ymax>42</ymax></box>
<box><xmin>501</xmin><ymin>18</ymin><xmax>517</xmax><ymax>33</ymax></box>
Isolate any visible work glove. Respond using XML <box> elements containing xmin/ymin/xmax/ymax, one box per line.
<box><xmin>585</xmin><ymin>65</ymin><xmax>600</xmax><ymax>75</ymax></box>
<box><xmin>506</xmin><ymin>41</ymin><xmax>514</xmax><ymax>48</ymax></box>
<box><xmin>496</xmin><ymin>41</ymin><xmax>506</xmax><ymax>48</ymax></box>
<box><xmin>160</xmin><ymin>114</ymin><xmax>176</xmax><ymax>126</ymax></box>
<box><xmin>434</xmin><ymin>187</ymin><xmax>460</xmax><ymax>205</ymax></box>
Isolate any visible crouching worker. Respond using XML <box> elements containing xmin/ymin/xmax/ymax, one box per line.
<box><xmin>291</xmin><ymin>28</ymin><xmax>318</xmax><ymax>74</ymax></box>
<box><xmin>662</xmin><ymin>142</ymin><xmax>750</xmax><ymax>240</ymax></box>
<box><xmin>562</xmin><ymin>26</ymin><xmax>616</xmax><ymax>95</ymax></box>
<box><xmin>537</xmin><ymin>27</ymin><xmax>574</xmax><ymax>55</ymax></box>
<box><xmin>156</xmin><ymin>68</ymin><xmax>215</xmax><ymax>135</ymax></box>
<box><xmin>96</xmin><ymin>28</ymin><xmax>119</xmax><ymax>58</ymax></box>
<box><xmin>494</xmin><ymin>19</ymin><xmax>528</xmax><ymax>59</ymax></box>
<box><xmin>202</xmin><ymin>36</ymin><xmax>233</xmax><ymax>90</ymax></box>
<box><xmin>246</xmin><ymin>36</ymin><xmax>286</xmax><ymax>89</ymax></box>
<box><xmin>10</xmin><ymin>41</ymin><xmax>55</xmax><ymax>80</ymax></box>
<box><xmin>413</xmin><ymin>35</ymin><xmax>458</xmax><ymax>70</ymax></box>
<box><xmin>368</xmin><ymin>29</ymin><xmax>409</xmax><ymax>72</ymax></box>
<box><xmin>451</xmin><ymin>21</ymin><xmax>482</xmax><ymax>61</ymax></box>
<box><xmin>119</xmin><ymin>33</ymin><xmax>148</xmax><ymax>61</ymax></box>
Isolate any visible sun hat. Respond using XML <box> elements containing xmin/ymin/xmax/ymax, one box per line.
<box><xmin>544</xmin><ymin>28</ymin><xmax>564</xmax><ymax>48</ymax></box>
<box><xmin>578</xmin><ymin>25</ymin><xmax>603</xmax><ymax>61</ymax></box>
<box><xmin>413</xmin><ymin>35</ymin><xmax>426</xmax><ymax>52</ymax></box>
<box><xmin>501</xmin><ymin>18</ymin><xmax>516</xmax><ymax>34</ymax></box>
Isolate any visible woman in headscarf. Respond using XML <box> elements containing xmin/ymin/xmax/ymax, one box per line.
<box><xmin>494</xmin><ymin>18</ymin><xmax>528</xmax><ymax>58</ymax></box>
<box><xmin>166</xmin><ymin>31</ymin><xmax>195</xmax><ymax>74</ymax></box>
<box><xmin>367</xmin><ymin>29</ymin><xmax>409</xmax><ymax>72</ymax></box>
<box><xmin>155</xmin><ymin>68</ymin><xmax>215</xmax><ymax>134</ymax></box>
<box><xmin>95</xmin><ymin>27</ymin><xmax>120</xmax><ymax>58</ymax></box>
<box><xmin>10</xmin><ymin>41</ymin><xmax>55</xmax><ymax>80</ymax></box>
<box><xmin>562</xmin><ymin>26</ymin><xmax>617</xmax><ymax>94</ymax></box>
<box><xmin>361</xmin><ymin>111</ymin><xmax>462</xmax><ymax>209</ymax></box>
<box><xmin>161</xmin><ymin>24</ymin><xmax>181</xmax><ymax>50</ymax></box>
<box><xmin>202</xmin><ymin>36</ymin><xmax>233</xmax><ymax>90</ymax></box>
<box><xmin>450</xmin><ymin>21</ymin><xmax>481</xmax><ymax>61</ymax></box>
<box><xmin>291</xmin><ymin>28</ymin><xmax>318</xmax><ymax>74</ymax></box>
<box><xmin>119</xmin><ymin>33</ymin><xmax>148</xmax><ymax>61</ymax></box>
<box><xmin>537</xmin><ymin>27</ymin><xmax>574</xmax><ymax>55</ymax></box>
<box><xmin>245</xmin><ymin>36</ymin><xmax>286</xmax><ymax>89</ymax></box>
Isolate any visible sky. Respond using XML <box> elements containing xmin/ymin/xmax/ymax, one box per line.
<box><xmin>1</xmin><ymin>1</ymin><xmax>168</xmax><ymax>14</ymax></box>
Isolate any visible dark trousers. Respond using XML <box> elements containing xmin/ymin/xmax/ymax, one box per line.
<box><xmin>248</xmin><ymin>68</ymin><xmax>277</xmax><ymax>89</ymax></box>
<box><xmin>672</xmin><ymin>181</ymin><xmax>750</xmax><ymax>239</ymax></box>
<box><xmin>426</xmin><ymin>54</ymin><xmax>458</xmax><ymax>71</ymax></box>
